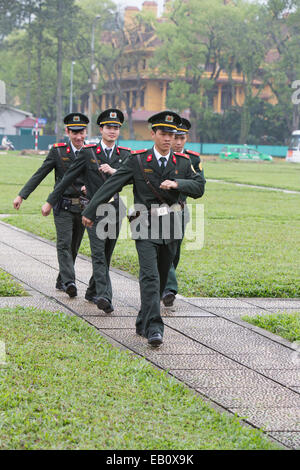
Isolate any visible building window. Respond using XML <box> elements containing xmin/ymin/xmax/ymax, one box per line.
<box><xmin>221</xmin><ymin>86</ymin><xmax>232</xmax><ymax>110</ymax></box>
<box><xmin>140</xmin><ymin>90</ymin><xmax>145</xmax><ymax>107</ymax></box>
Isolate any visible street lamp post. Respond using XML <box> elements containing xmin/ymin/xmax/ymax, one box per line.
<box><xmin>69</xmin><ymin>61</ymin><xmax>76</xmax><ymax>113</ymax></box>
<box><xmin>88</xmin><ymin>15</ymin><xmax>101</xmax><ymax>138</ymax></box>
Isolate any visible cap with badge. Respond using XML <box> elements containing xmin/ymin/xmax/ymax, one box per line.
<box><xmin>97</xmin><ymin>108</ymin><xmax>124</xmax><ymax>127</ymax></box>
<box><xmin>176</xmin><ymin>117</ymin><xmax>191</xmax><ymax>135</ymax></box>
<box><xmin>148</xmin><ymin>110</ymin><xmax>181</xmax><ymax>133</ymax></box>
<box><xmin>64</xmin><ymin>113</ymin><xmax>89</xmax><ymax>131</ymax></box>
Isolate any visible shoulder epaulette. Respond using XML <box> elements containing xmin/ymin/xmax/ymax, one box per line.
<box><xmin>53</xmin><ymin>142</ymin><xmax>67</xmax><ymax>148</ymax></box>
<box><xmin>186</xmin><ymin>149</ymin><xmax>200</xmax><ymax>157</ymax></box>
<box><xmin>118</xmin><ymin>146</ymin><xmax>131</xmax><ymax>151</ymax></box>
<box><xmin>174</xmin><ymin>151</ymin><xmax>190</xmax><ymax>159</ymax></box>
<box><xmin>131</xmin><ymin>149</ymin><xmax>148</xmax><ymax>155</ymax></box>
<box><xmin>83</xmin><ymin>144</ymin><xmax>97</xmax><ymax>148</ymax></box>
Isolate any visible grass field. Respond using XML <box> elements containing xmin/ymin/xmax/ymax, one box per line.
<box><xmin>203</xmin><ymin>157</ymin><xmax>300</xmax><ymax>191</ymax></box>
<box><xmin>242</xmin><ymin>311</ymin><xmax>300</xmax><ymax>343</ymax></box>
<box><xmin>0</xmin><ymin>305</ymin><xmax>280</xmax><ymax>450</ymax></box>
<box><xmin>1</xmin><ymin>152</ymin><xmax>300</xmax><ymax>297</ymax></box>
<box><xmin>0</xmin><ymin>268</ymin><xmax>28</xmax><ymax>297</ymax></box>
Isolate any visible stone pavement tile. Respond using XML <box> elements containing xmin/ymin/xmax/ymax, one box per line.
<box><xmin>169</xmin><ymin>368</ymin><xmax>286</xmax><ymax>389</ymax></box>
<box><xmin>99</xmin><ymin>328</ymin><xmax>214</xmax><ymax>357</ymax></box>
<box><xmin>184</xmin><ymin>298</ymin><xmax>253</xmax><ymax>308</ymax></box>
<box><xmin>229</xmin><ymin>408</ymin><xmax>300</xmax><ymax>431</ymax></box>
<box><xmin>81</xmin><ymin>306</ymin><xmax>138</xmax><ymax>317</ymax></box>
<box><xmin>229</xmin><ymin>353</ymin><xmax>299</xmax><ymax>370</ymax></box>
<box><xmin>204</xmin><ymin>307</ymin><xmax>273</xmax><ymax>318</ymax></box>
<box><xmin>194</xmin><ymin>384</ymin><xmax>300</xmax><ymax>410</ymax></box>
<box><xmin>267</xmin><ymin>432</ymin><xmax>300</xmax><ymax>450</ymax></box>
<box><xmin>257</xmin><ymin>369</ymin><xmax>300</xmax><ymax>388</ymax></box>
<box><xmin>84</xmin><ymin>316</ymin><xmax>137</xmax><ymax>329</ymax></box>
<box><xmin>292</xmin><ymin>387</ymin><xmax>300</xmax><ymax>392</ymax></box>
<box><xmin>245</xmin><ymin>299</ymin><xmax>300</xmax><ymax>310</ymax></box>
<box><xmin>160</xmin><ymin>304</ymin><xmax>215</xmax><ymax>318</ymax></box>
<box><xmin>153</xmin><ymin>354</ymin><xmax>243</xmax><ymax>370</ymax></box>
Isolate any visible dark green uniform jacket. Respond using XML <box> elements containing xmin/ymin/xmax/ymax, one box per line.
<box><xmin>82</xmin><ymin>147</ymin><xmax>206</xmax><ymax>243</ymax></box>
<box><xmin>185</xmin><ymin>149</ymin><xmax>202</xmax><ymax>174</ymax></box>
<box><xmin>47</xmin><ymin>143</ymin><xmax>131</xmax><ymax>216</ymax></box>
<box><xmin>19</xmin><ymin>142</ymin><xmax>85</xmax><ymax>209</ymax></box>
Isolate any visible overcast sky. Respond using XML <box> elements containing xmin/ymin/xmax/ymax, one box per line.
<box><xmin>115</xmin><ymin>0</ymin><xmax>165</xmax><ymax>16</ymax></box>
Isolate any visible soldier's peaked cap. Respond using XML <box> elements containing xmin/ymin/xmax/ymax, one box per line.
<box><xmin>148</xmin><ymin>110</ymin><xmax>181</xmax><ymax>133</ymax></box>
<box><xmin>64</xmin><ymin>113</ymin><xmax>89</xmax><ymax>130</ymax></box>
<box><xmin>97</xmin><ymin>108</ymin><xmax>124</xmax><ymax>127</ymax></box>
<box><xmin>176</xmin><ymin>117</ymin><xmax>191</xmax><ymax>134</ymax></box>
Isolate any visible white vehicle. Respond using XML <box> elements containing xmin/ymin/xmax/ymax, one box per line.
<box><xmin>286</xmin><ymin>130</ymin><xmax>300</xmax><ymax>162</ymax></box>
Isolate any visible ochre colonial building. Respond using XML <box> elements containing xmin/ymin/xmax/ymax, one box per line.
<box><xmin>91</xmin><ymin>1</ymin><xmax>276</xmax><ymax>140</ymax></box>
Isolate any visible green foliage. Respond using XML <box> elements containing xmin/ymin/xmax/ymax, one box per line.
<box><xmin>0</xmin><ymin>306</ymin><xmax>280</xmax><ymax>449</ymax></box>
<box><xmin>242</xmin><ymin>312</ymin><xmax>300</xmax><ymax>343</ymax></box>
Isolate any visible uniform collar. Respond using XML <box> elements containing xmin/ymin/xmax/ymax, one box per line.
<box><xmin>69</xmin><ymin>141</ymin><xmax>82</xmax><ymax>155</ymax></box>
<box><xmin>153</xmin><ymin>146</ymin><xmax>170</xmax><ymax>162</ymax></box>
<box><xmin>101</xmin><ymin>139</ymin><xmax>115</xmax><ymax>154</ymax></box>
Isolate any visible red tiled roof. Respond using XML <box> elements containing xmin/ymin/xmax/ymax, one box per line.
<box><xmin>14</xmin><ymin>117</ymin><xmax>42</xmax><ymax>128</ymax></box>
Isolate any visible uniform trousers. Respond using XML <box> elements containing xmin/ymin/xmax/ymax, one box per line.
<box><xmin>53</xmin><ymin>209</ymin><xmax>85</xmax><ymax>286</ymax></box>
<box><xmin>85</xmin><ymin>219</ymin><xmax>121</xmax><ymax>301</ymax></box>
<box><xmin>135</xmin><ymin>239</ymin><xmax>178</xmax><ymax>338</ymax></box>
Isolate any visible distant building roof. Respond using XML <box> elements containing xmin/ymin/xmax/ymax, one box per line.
<box><xmin>14</xmin><ymin>117</ymin><xmax>43</xmax><ymax>128</ymax></box>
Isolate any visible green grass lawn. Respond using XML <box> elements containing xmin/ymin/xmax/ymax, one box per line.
<box><xmin>203</xmin><ymin>157</ymin><xmax>300</xmax><ymax>191</ymax></box>
<box><xmin>0</xmin><ymin>268</ymin><xmax>28</xmax><ymax>297</ymax></box>
<box><xmin>242</xmin><ymin>312</ymin><xmax>300</xmax><ymax>343</ymax></box>
<box><xmin>0</xmin><ymin>306</ymin><xmax>280</xmax><ymax>450</ymax></box>
<box><xmin>1</xmin><ymin>152</ymin><xmax>300</xmax><ymax>297</ymax></box>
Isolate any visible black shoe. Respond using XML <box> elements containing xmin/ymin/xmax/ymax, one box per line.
<box><xmin>56</xmin><ymin>281</ymin><xmax>64</xmax><ymax>291</ymax></box>
<box><xmin>162</xmin><ymin>291</ymin><xmax>176</xmax><ymax>307</ymax></box>
<box><xmin>97</xmin><ymin>297</ymin><xmax>114</xmax><ymax>313</ymax></box>
<box><xmin>148</xmin><ymin>332</ymin><xmax>163</xmax><ymax>347</ymax></box>
<box><xmin>85</xmin><ymin>293</ymin><xmax>99</xmax><ymax>304</ymax></box>
<box><xmin>136</xmin><ymin>328</ymin><xmax>145</xmax><ymax>337</ymax></box>
<box><xmin>64</xmin><ymin>282</ymin><xmax>77</xmax><ymax>298</ymax></box>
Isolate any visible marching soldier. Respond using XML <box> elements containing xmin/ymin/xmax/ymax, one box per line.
<box><xmin>81</xmin><ymin>111</ymin><xmax>206</xmax><ymax>347</ymax></box>
<box><xmin>162</xmin><ymin>117</ymin><xmax>204</xmax><ymax>307</ymax></box>
<box><xmin>41</xmin><ymin>109</ymin><xmax>131</xmax><ymax>313</ymax></box>
<box><xmin>13</xmin><ymin>113</ymin><xmax>89</xmax><ymax>298</ymax></box>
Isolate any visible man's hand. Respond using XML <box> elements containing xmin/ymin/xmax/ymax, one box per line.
<box><xmin>42</xmin><ymin>202</ymin><xmax>53</xmax><ymax>216</ymax></box>
<box><xmin>160</xmin><ymin>180</ymin><xmax>179</xmax><ymax>190</ymax></box>
<box><xmin>99</xmin><ymin>164</ymin><xmax>116</xmax><ymax>175</ymax></box>
<box><xmin>13</xmin><ymin>195</ymin><xmax>23</xmax><ymax>210</ymax></box>
<box><xmin>82</xmin><ymin>216</ymin><xmax>93</xmax><ymax>227</ymax></box>
<box><xmin>81</xmin><ymin>185</ymin><xmax>87</xmax><ymax>195</ymax></box>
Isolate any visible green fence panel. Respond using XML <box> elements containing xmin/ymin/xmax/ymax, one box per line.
<box><xmin>5</xmin><ymin>136</ymin><xmax>288</xmax><ymax>158</ymax></box>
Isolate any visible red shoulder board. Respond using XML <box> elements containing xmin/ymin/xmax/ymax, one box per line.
<box><xmin>131</xmin><ymin>149</ymin><xmax>148</xmax><ymax>155</ymax></box>
<box><xmin>174</xmin><ymin>151</ymin><xmax>190</xmax><ymax>159</ymax></box>
<box><xmin>186</xmin><ymin>149</ymin><xmax>200</xmax><ymax>157</ymax></box>
<box><xmin>83</xmin><ymin>144</ymin><xmax>97</xmax><ymax>148</ymax></box>
<box><xmin>118</xmin><ymin>146</ymin><xmax>131</xmax><ymax>151</ymax></box>
<box><xmin>53</xmin><ymin>142</ymin><xmax>67</xmax><ymax>148</ymax></box>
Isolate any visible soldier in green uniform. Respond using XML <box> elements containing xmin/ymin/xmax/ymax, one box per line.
<box><xmin>162</xmin><ymin>117</ymin><xmax>204</xmax><ymax>307</ymax></box>
<box><xmin>81</xmin><ymin>111</ymin><xmax>206</xmax><ymax>347</ymax></box>
<box><xmin>13</xmin><ymin>113</ymin><xmax>89</xmax><ymax>297</ymax></box>
<box><xmin>41</xmin><ymin>109</ymin><xmax>131</xmax><ymax>313</ymax></box>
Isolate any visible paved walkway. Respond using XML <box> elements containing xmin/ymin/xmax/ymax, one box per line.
<box><xmin>0</xmin><ymin>220</ymin><xmax>299</xmax><ymax>450</ymax></box>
